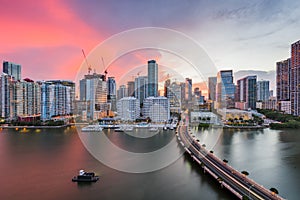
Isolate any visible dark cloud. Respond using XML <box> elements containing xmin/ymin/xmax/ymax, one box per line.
<box><xmin>64</xmin><ymin>0</ymin><xmax>210</xmax><ymax>33</ymax></box>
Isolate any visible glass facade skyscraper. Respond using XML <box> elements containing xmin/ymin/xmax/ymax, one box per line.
<box><xmin>107</xmin><ymin>77</ymin><xmax>116</xmax><ymax>111</ymax></box>
<box><xmin>135</xmin><ymin>76</ymin><xmax>148</xmax><ymax>104</ymax></box>
<box><xmin>147</xmin><ymin>60</ymin><xmax>158</xmax><ymax>97</ymax></box>
<box><xmin>3</xmin><ymin>61</ymin><xmax>21</xmax><ymax>81</ymax></box>
<box><xmin>257</xmin><ymin>80</ymin><xmax>270</xmax><ymax>101</ymax></box>
<box><xmin>216</xmin><ymin>70</ymin><xmax>235</xmax><ymax>108</ymax></box>
<box><xmin>236</xmin><ymin>75</ymin><xmax>257</xmax><ymax>110</ymax></box>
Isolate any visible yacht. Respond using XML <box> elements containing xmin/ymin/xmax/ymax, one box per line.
<box><xmin>149</xmin><ymin>127</ymin><xmax>159</xmax><ymax>132</ymax></box>
<box><xmin>72</xmin><ymin>170</ymin><xmax>99</xmax><ymax>182</ymax></box>
<box><xmin>124</xmin><ymin>127</ymin><xmax>134</xmax><ymax>132</ymax></box>
<box><xmin>81</xmin><ymin>125</ymin><xmax>103</xmax><ymax>132</ymax></box>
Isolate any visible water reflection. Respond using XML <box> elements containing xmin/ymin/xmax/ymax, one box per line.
<box><xmin>0</xmin><ymin>127</ymin><xmax>299</xmax><ymax>199</ymax></box>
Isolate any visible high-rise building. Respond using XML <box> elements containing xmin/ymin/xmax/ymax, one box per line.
<box><xmin>276</xmin><ymin>59</ymin><xmax>291</xmax><ymax>101</ymax></box>
<box><xmin>12</xmin><ymin>78</ymin><xmax>41</xmax><ymax>119</ymax></box>
<box><xmin>291</xmin><ymin>40</ymin><xmax>300</xmax><ymax>116</ymax></box>
<box><xmin>180</xmin><ymin>82</ymin><xmax>185</xmax><ymax>105</ymax></box>
<box><xmin>117</xmin><ymin>85</ymin><xmax>127</xmax><ymax>100</ymax></box>
<box><xmin>208</xmin><ymin>77</ymin><xmax>217</xmax><ymax>101</ymax></box>
<box><xmin>79</xmin><ymin>73</ymin><xmax>107</xmax><ymax>120</ymax></box>
<box><xmin>117</xmin><ymin>97</ymin><xmax>140</xmax><ymax>121</ymax></box>
<box><xmin>134</xmin><ymin>76</ymin><xmax>148</xmax><ymax>104</ymax></box>
<box><xmin>164</xmin><ymin>79</ymin><xmax>170</xmax><ymax>97</ymax></box>
<box><xmin>257</xmin><ymin>80</ymin><xmax>270</xmax><ymax>101</ymax></box>
<box><xmin>107</xmin><ymin>77</ymin><xmax>116</xmax><ymax>96</ymax></box>
<box><xmin>185</xmin><ymin>78</ymin><xmax>192</xmax><ymax>101</ymax></box>
<box><xmin>107</xmin><ymin>77</ymin><xmax>116</xmax><ymax>111</ymax></box>
<box><xmin>3</xmin><ymin>61</ymin><xmax>21</xmax><ymax>81</ymax></box>
<box><xmin>0</xmin><ymin>73</ymin><xmax>14</xmax><ymax>119</ymax></box>
<box><xmin>127</xmin><ymin>81</ymin><xmax>135</xmax><ymax>97</ymax></box>
<box><xmin>147</xmin><ymin>60</ymin><xmax>158</xmax><ymax>97</ymax></box>
<box><xmin>194</xmin><ymin>87</ymin><xmax>201</xmax><ymax>97</ymax></box>
<box><xmin>216</xmin><ymin>70</ymin><xmax>235</xmax><ymax>108</ymax></box>
<box><xmin>236</xmin><ymin>75</ymin><xmax>257</xmax><ymax>110</ymax></box>
<box><xmin>167</xmin><ymin>82</ymin><xmax>181</xmax><ymax>113</ymax></box>
<box><xmin>142</xmin><ymin>96</ymin><xmax>170</xmax><ymax>122</ymax></box>
<box><xmin>41</xmin><ymin>80</ymin><xmax>75</xmax><ymax>120</ymax></box>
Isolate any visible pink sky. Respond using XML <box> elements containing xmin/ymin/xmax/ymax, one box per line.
<box><xmin>0</xmin><ymin>0</ymin><xmax>105</xmax><ymax>80</ymax></box>
<box><xmin>1</xmin><ymin>0</ymin><xmax>299</xmax><ymax>94</ymax></box>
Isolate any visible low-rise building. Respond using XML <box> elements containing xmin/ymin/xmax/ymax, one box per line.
<box><xmin>143</xmin><ymin>96</ymin><xmax>170</xmax><ymax>122</ymax></box>
<box><xmin>278</xmin><ymin>100</ymin><xmax>291</xmax><ymax>114</ymax></box>
<box><xmin>190</xmin><ymin>111</ymin><xmax>219</xmax><ymax>124</ymax></box>
<box><xmin>218</xmin><ymin>108</ymin><xmax>253</xmax><ymax>121</ymax></box>
<box><xmin>117</xmin><ymin>97</ymin><xmax>140</xmax><ymax>121</ymax></box>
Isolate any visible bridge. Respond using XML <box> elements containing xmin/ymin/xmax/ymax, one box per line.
<box><xmin>176</xmin><ymin>125</ymin><xmax>285</xmax><ymax>200</ymax></box>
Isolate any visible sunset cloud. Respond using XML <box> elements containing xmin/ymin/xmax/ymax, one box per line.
<box><xmin>1</xmin><ymin>0</ymin><xmax>300</xmax><ymax>84</ymax></box>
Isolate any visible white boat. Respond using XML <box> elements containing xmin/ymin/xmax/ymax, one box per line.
<box><xmin>81</xmin><ymin>125</ymin><xmax>103</xmax><ymax>132</ymax></box>
<box><xmin>124</xmin><ymin>127</ymin><xmax>134</xmax><ymax>132</ymax></box>
<box><xmin>135</xmin><ymin>122</ymin><xmax>150</xmax><ymax>128</ymax></box>
<box><xmin>114</xmin><ymin>128</ymin><xmax>124</xmax><ymax>132</ymax></box>
<box><xmin>149</xmin><ymin>127</ymin><xmax>159</xmax><ymax>132</ymax></box>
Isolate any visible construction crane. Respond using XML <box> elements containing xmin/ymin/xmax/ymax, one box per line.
<box><xmin>82</xmin><ymin>49</ymin><xmax>92</xmax><ymax>74</ymax></box>
<box><xmin>101</xmin><ymin>57</ymin><xmax>107</xmax><ymax>80</ymax></box>
<box><xmin>137</xmin><ymin>70</ymin><xmax>142</xmax><ymax>77</ymax></box>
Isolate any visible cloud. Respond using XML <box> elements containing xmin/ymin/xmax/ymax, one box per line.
<box><xmin>2</xmin><ymin>45</ymin><xmax>82</xmax><ymax>81</ymax></box>
<box><xmin>1</xmin><ymin>0</ymin><xmax>300</xmax><ymax>83</ymax></box>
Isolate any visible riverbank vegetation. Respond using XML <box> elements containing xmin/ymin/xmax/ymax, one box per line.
<box><xmin>257</xmin><ymin>109</ymin><xmax>300</xmax><ymax>129</ymax></box>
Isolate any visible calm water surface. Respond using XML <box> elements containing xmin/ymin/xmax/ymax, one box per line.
<box><xmin>0</xmin><ymin>127</ymin><xmax>299</xmax><ymax>200</ymax></box>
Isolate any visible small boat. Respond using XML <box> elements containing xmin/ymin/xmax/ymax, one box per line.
<box><xmin>81</xmin><ymin>125</ymin><xmax>103</xmax><ymax>132</ymax></box>
<box><xmin>72</xmin><ymin>170</ymin><xmax>99</xmax><ymax>182</ymax></box>
<box><xmin>124</xmin><ymin>127</ymin><xmax>134</xmax><ymax>132</ymax></box>
<box><xmin>136</xmin><ymin>122</ymin><xmax>150</xmax><ymax>128</ymax></box>
<box><xmin>163</xmin><ymin>126</ymin><xmax>168</xmax><ymax>131</ymax></box>
<box><xmin>114</xmin><ymin>128</ymin><xmax>124</xmax><ymax>132</ymax></box>
<box><xmin>149</xmin><ymin>127</ymin><xmax>159</xmax><ymax>132</ymax></box>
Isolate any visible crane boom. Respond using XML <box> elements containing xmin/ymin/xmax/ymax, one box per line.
<box><xmin>82</xmin><ymin>49</ymin><xmax>92</xmax><ymax>74</ymax></box>
<box><xmin>101</xmin><ymin>57</ymin><xmax>107</xmax><ymax>80</ymax></box>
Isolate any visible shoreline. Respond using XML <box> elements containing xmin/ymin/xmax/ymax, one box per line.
<box><xmin>0</xmin><ymin>123</ymin><xmax>87</xmax><ymax>129</ymax></box>
<box><xmin>223</xmin><ymin>125</ymin><xmax>266</xmax><ymax>129</ymax></box>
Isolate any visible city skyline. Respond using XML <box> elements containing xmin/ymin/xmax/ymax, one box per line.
<box><xmin>1</xmin><ymin>1</ymin><xmax>300</xmax><ymax>81</ymax></box>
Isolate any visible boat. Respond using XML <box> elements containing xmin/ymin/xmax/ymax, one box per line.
<box><xmin>149</xmin><ymin>127</ymin><xmax>159</xmax><ymax>132</ymax></box>
<box><xmin>163</xmin><ymin>126</ymin><xmax>168</xmax><ymax>131</ymax></box>
<box><xmin>114</xmin><ymin>128</ymin><xmax>124</xmax><ymax>132</ymax></box>
<box><xmin>136</xmin><ymin>122</ymin><xmax>150</xmax><ymax>128</ymax></box>
<box><xmin>72</xmin><ymin>170</ymin><xmax>99</xmax><ymax>182</ymax></box>
<box><xmin>124</xmin><ymin>127</ymin><xmax>134</xmax><ymax>132</ymax></box>
<box><xmin>81</xmin><ymin>125</ymin><xmax>103</xmax><ymax>132</ymax></box>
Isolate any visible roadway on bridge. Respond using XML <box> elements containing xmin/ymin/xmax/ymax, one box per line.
<box><xmin>177</xmin><ymin>125</ymin><xmax>283</xmax><ymax>200</ymax></box>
